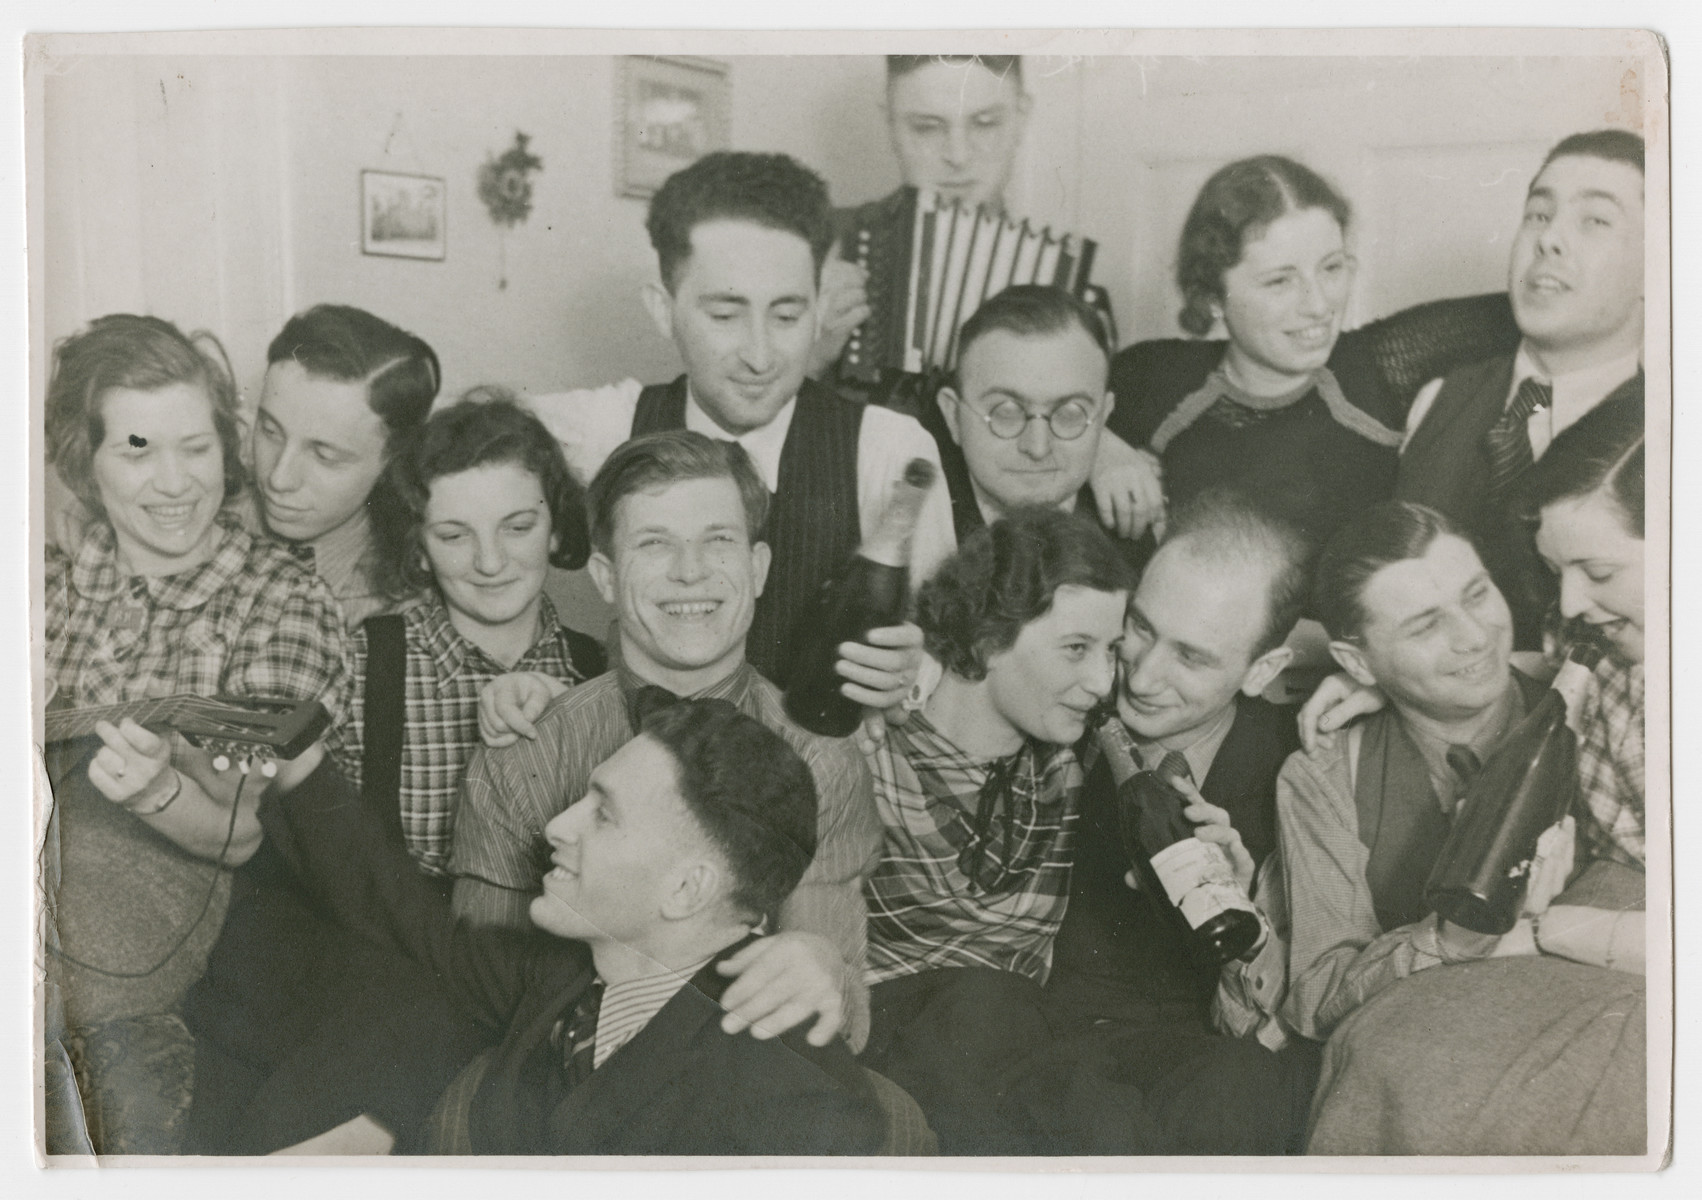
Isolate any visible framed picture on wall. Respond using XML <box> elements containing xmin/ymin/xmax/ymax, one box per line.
<box><xmin>361</xmin><ymin>170</ymin><xmax>447</xmax><ymax>260</ymax></box>
<box><xmin>617</xmin><ymin>56</ymin><xmax>730</xmax><ymax>198</ymax></box>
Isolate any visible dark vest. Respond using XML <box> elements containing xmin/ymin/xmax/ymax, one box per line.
<box><xmin>1398</xmin><ymin>357</ymin><xmax>1643</xmax><ymax>650</ymax></box>
<box><xmin>1048</xmin><ymin>695</ymin><xmax>1300</xmax><ymax>1022</ymax></box>
<box><xmin>1351</xmin><ymin>670</ymin><xmax>1547</xmax><ymax>930</ymax></box>
<box><xmin>631</xmin><ymin>376</ymin><xmax>864</xmax><ymax>686</ymax></box>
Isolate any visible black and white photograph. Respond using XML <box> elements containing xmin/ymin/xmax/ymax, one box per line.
<box><xmin>16</xmin><ymin>10</ymin><xmax>1675</xmax><ymax>1181</ymax></box>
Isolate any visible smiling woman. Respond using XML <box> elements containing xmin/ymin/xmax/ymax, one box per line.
<box><xmin>42</xmin><ymin>314</ymin><xmax>348</xmax><ymax>1154</ymax></box>
<box><xmin>1108</xmin><ymin>155</ymin><xmax>1524</xmax><ymax>553</ymax></box>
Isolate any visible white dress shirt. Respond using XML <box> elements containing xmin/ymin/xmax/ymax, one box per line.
<box><xmin>524</xmin><ymin>378</ymin><xmax>957</xmax><ymax>581</ymax></box>
<box><xmin>1402</xmin><ymin>343</ymin><xmax>1642</xmax><ymax>457</ymax></box>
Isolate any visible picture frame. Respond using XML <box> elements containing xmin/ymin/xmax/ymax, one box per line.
<box><xmin>616</xmin><ymin>55</ymin><xmax>731</xmax><ymax>199</ymax></box>
<box><xmin>360</xmin><ymin>169</ymin><xmax>447</xmax><ymax>260</ymax></box>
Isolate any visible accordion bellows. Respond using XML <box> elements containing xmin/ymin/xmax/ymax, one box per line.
<box><xmin>841</xmin><ymin>187</ymin><xmax>1100</xmax><ymax>383</ymax></box>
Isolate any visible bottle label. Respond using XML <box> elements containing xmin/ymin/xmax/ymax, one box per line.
<box><xmin>1149</xmin><ymin>838</ymin><xmax>1258</xmax><ymax>930</ymax></box>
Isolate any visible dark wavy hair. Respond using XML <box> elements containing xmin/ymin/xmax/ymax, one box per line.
<box><xmin>917</xmin><ymin>507</ymin><xmax>1136</xmax><ymax>681</ymax></box>
<box><xmin>585</xmin><ymin>430</ymin><xmax>770</xmax><ymax>557</ymax></box>
<box><xmin>266</xmin><ymin>304</ymin><xmax>441</xmax><ymax>451</ymax></box>
<box><xmin>368</xmin><ymin>388</ymin><xmax>589</xmax><ymax>599</ymax></box>
<box><xmin>645</xmin><ymin>151</ymin><xmax>834</xmax><ymax>293</ymax></box>
<box><xmin>1175</xmin><ymin>155</ymin><xmax>1352</xmax><ymax>337</ymax></box>
<box><xmin>1162</xmin><ymin>487</ymin><xmax>1316</xmax><ymax>656</ymax></box>
<box><xmin>642</xmin><ymin>698</ymin><xmax>818</xmax><ymax>921</ymax></box>
<box><xmin>1313</xmin><ymin>500</ymin><xmax>1472</xmax><ymax>643</ymax></box>
<box><xmin>45</xmin><ymin>313</ymin><xmax>246</xmax><ymax>517</ymax></box>
<box><xmin>1517</xmin><ymin>382</ymin><xmax>1644</xmax><ymax>540</ymax></box>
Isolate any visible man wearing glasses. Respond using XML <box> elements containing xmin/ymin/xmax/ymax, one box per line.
<box><xmin>928</xmin><ymin>285</ymin><xmax>1155</xmax><ymax>566</ymax></box>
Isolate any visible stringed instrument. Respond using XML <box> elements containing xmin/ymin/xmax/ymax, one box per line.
<box><xmin>44</xmin><ymin>693</ymin><xmax>331</xmax><ymax>777</ymax></box>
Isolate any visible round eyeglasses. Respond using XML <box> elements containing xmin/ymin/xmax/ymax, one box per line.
<box><xmin>959</xmin><ymin>396</ymin><xmax>1101</xmax><ymax>441</ymax></box>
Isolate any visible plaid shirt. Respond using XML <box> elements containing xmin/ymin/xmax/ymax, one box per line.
<box><xmin>46</xmin><ymin>514</ymin><xmax>347</xmax><ymax>717</ymax></box>
<box><xmin>862</xmin><ymin>712</ymin><xmax>1086</xmax><ymax>986</ymax></box>
<box><xmin>325</xmin><ymin>593</ymin><xmax>590</xmax><ymax>877</ymax></box>
<box><xmin>1574</xmin><ymin>656</ymin><xmax>1645</xmax><ymax>871</ymax></box>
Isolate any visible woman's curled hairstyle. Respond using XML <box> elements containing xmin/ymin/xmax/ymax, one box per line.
<box><xmin>368</xmin><ymin>387</ymin><xmax>591</xmax><ymax>599</ymax></box>
<box><xmin>916</xmin><ymin>507</ymin><xmax>1136</xmax><ymax>681</ymax></box>
<box><xmin>45</xmin><ymin>313</ymin><xmax>247</xmax><ymax>515</ymax></box>
<box><xmin>1175</xmin><ymin>155</ymin><xmax>1351</xmax><ymax>338</ymax></box>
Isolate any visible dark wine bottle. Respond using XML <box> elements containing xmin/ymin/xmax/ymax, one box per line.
<box><xmin>1100</xmin><ymin>732</ymin><xmax>1263</xmax><ymax>963</ymax></box>
<box><xmin>1424</xmin><ymin>642</ymin><xmax>1604</xmax><ymax>935</ymax></box>
<box><xmin>783</xmin><ymin>458</ymin><xmax>937</xmax><ymax>737</ymax></box>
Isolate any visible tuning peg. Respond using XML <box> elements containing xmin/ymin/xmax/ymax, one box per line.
<box><xmin>260</xmin><ymin>759</ymin><xmax>278</xmax><ymax>779</ymax></box>
<box><xmin>212</xmin><ymin>752</ymin><xmax>232</xmax><ymax>772</ymax></box>
<box><xmin>237</xmin><ymin>757</ymin><xmax>251</xmax><ymax>775</ymax></box>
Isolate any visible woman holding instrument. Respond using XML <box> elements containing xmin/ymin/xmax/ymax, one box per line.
<box><xmin>42</xmin><ymin>314</ymin><xmax>347</xmax><ymax>1154</ymax></box>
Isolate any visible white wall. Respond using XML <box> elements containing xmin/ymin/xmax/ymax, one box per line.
<box><xmin>41</xmin><ymin>52</ymin><xmax>1640</xmax><ymax>406</ymax></box>
<box><xmin>36</xmin><ymin>48</ymin><xmax>1646</xmax><ymax>634</ymax></box>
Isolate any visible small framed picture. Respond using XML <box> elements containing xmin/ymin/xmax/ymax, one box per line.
<box><xmin>361</xmin><ymin>170</ymin><xmax>447</xmax><ymax>260</ymax></box>
<box><xmin>617</xmin><ymin>56</ymin><xmax>731</xmax><ymax>199</ymax></box>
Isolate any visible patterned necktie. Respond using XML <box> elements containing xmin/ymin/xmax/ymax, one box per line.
<box><xmin>559</xmin><ymin>980</ymin><xmax>604</xmax><ymax>1088</ymax></box>
<box><xmin>1150</xmin><ymin>749</ymin><xmax>1194</xmax><ymax>789</ymax></box>
<box><xmin>1483</xmin><ymin>377</ymin><xmax>1552</xmax><ymax>502</ymax></box>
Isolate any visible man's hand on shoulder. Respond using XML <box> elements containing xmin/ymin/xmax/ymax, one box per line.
<box><xmin>715</xmin><ymin>931</ymin><xmax>847</xmax><ymax>1048</ymax></box>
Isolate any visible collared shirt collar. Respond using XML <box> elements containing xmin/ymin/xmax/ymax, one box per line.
<box><xmin>968</xmin><ymin>476</ymin><xmax>1083</xmax><ymax>529</ymax></box>
<box><xmin>300</xmin><ymin>508</ymin><xmax>379</xmax><ymax>603</ymax></box>
<box><xmin>68</xmin><ymin>512</ymin><xmax>251</xmax><ymax>611</ymax></box>
<box><xmin>1510</xmin><ymin>342</ymin><xmax>1643</xmax><ymax>455</ymax></box>
<box><xmin>612</xmin><ymin>654</ymin><xmax>754</xmax><ymax>714</ymax></box>
<box><xmin>414</xmin><ymin>591</ymin><xmax>566</xmax><ymax>684</ymax></box>
<box><xmin>1131</xmin><ymin>699</ymin><xmax>1238</xmax><ymax>784</ymax></box>
<box><xmin>1401</xmin><ymin>677</ymin><xmax>1529</xmax><ymax>814</ymax></box>
<box><xmin>683</xmin><ymin>383</ymin><xmax>797</xmax><ymax>493</ymax></box>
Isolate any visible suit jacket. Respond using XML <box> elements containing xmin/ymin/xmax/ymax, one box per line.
<box><xmin>260</xmin><ymin>761</ymin><xmax>885</xmax><ymax>1156</ymax></box>
<box><xmin>1398</xmin><ymin>356</ymin><xmax>1642</xmax><ymax>649</ymax></box>
<box><xmin>1047</xmin><ymin>695</ymin><xmax>1298</xmax><ymax>1025</ymax></box>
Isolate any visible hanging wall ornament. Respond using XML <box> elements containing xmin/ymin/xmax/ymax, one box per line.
<box><xmin>477</xmin><ymin>131</ymin><xmax>543</xmax><ymax>289</ymax></box>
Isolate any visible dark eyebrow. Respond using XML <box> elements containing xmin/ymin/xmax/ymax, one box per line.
<box><xmin>698</xmin><ymin>293</ymin><xmax>750</xmax><ymax>306</ymax></box>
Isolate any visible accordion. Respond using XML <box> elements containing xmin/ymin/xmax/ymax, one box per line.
<box><xmin>839</xmin><ymin>187</ymin><xmax>1103</xmax><ymax>384</ymax></box>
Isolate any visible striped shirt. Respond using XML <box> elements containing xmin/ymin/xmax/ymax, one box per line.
<box><xmin>1574</xmin><ymin>656</ymin><xmax>1645</xmax><ymax>871</ymax></box>
<box><xmin>324</xmin><ymin>593</ymin><xmax>592</xmax><ymax>876</ymax></box>
<box><xmin>592</xmin><ymin>955</ymin><xmax>717</xmax><ymax>1069</ymax></box>
<box><xmin>448</xmin><ymin>660</ymin><xmax>881</xmax><ymax>1049</ymax></box>
<box><xmin>862</xmin><ymin>712</ymin><xmax>1086</xmax><ymax>986</ymax></box>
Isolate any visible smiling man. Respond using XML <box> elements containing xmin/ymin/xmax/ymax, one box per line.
<box><xmin>1217</xmin><ymin>501</ymin><xmax>1552</xmax><ymax>1047</ymax></box>
<box><xmin>261</xmin><ymin>699</ymin><xmax>886</xmax><ymax>1155</ymax></box>
<box><xmin>449</xmin><ymin>431</ymin><xmax>883</xmax><ymax>1051</ymax></box>
<box><xmin>523</xmin><ymin>150</ymin><xmax>952</xmax><ymax>686</ymax></box>
<box><xmin>1047</xmin><ymin>489</ymin><xmax>1311</xmax><ymax>1034</ymax></box>
<box><xmin>1399</xmin><ymin>129</ymin><xmax>1644</xmax><ymax>647</ymax></box>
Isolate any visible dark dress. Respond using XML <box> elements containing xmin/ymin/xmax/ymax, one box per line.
<box><xmin>1107</xmin><ymin>292</ymin><xmax>1522</xmax><ymax>552</ymax></box>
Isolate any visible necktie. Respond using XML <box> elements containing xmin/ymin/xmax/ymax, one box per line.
<box><xmin>559</xmin><ymin>980</ymin><xmax>605</xmax><ymax>1088</ymax></box>
<box><xmin>1483</xmin><ymin>377</ymin><xmax>1552</xmax><ymax>502</ymax></box>
<box><xmin>627</xmin><ymin>683</ymin><xmax>683</xmax><ymax>732</ymax></box>
<box><xmin>1149</xmin><ymin>749</ymin><xmax>1194</xmax><ymax>789</ymax></box>
<box><xmin>1443</xmin><ymin>744</ymin><xmax>1483</xmax><ymax>816</ymax></box>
